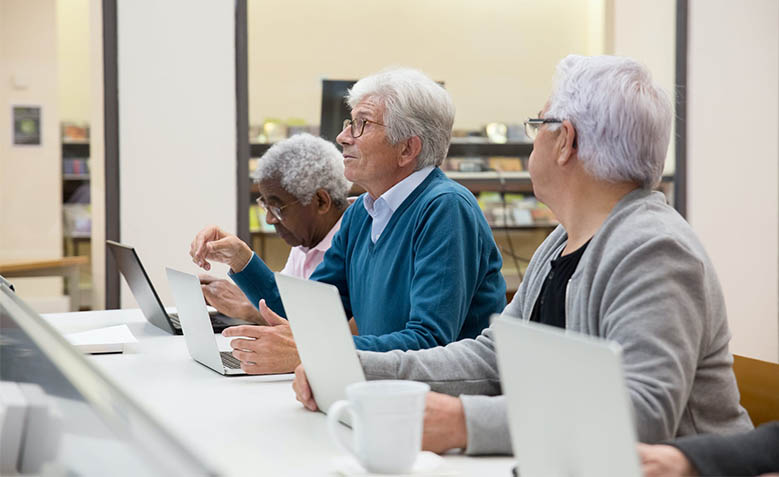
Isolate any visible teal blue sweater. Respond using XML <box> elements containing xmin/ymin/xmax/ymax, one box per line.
<box><xmin>231</xmin><ymin>168</ymin><xmax>506</xmax><ymax>352</ymax></box>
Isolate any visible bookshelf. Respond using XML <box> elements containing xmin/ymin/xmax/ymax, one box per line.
<box><xmin>61</xmin><ymin>135</ymin><xmax>92</xmax><ymax>310</ymax></box>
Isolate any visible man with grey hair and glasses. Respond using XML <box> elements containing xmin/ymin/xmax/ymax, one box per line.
<box><xmin>294</xmin><ymin>55</ymin><xmax>753</xmax><ymax>454</ymax></box>
<box><xmin>191</xmin><ymin>68</ymin><xmax>506</xmax><ymax>373</ymax></box>
<box><xmin>191</xmin><ymin>133</ymin><xmax>352</xmax><ymax>373</ymax></box>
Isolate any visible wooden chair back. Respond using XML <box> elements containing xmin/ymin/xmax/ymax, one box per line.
<box><xmin>732</xmin><ymin>354</ymin><xmax>779</xmax><ymax>426</ymax></box>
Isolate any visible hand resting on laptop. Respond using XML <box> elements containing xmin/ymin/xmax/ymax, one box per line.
<box><xmin>222</xmin><ymin>299</ymin><xmax>300</xmax><ymax>374</ymax></box>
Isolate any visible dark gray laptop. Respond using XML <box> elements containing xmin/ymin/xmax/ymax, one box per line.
<box><xmin>107</xmin><ymin>240</ymin><xmax>252</xmax><ymax>335</ymax></box>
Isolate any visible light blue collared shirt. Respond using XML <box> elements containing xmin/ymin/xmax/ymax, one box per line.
<box><xmin>363</xmin><ymin>166</ymin><xmax>435</xmax><ymax>243</ymax></box>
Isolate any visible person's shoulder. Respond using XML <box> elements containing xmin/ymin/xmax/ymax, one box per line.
<box><xmin>342</xmin><ymin>194</ymin><xmax>368</xmax><ymax>220</ymax></box>
<box><xmin>418</xmin><ymin>169</ymin><xmax>477</xmax><ymax>206</ymax></box>
<box><xmin>594</xmin><ymin>190</ymin><xmax>710</xmax><ymax>267</ymax></box>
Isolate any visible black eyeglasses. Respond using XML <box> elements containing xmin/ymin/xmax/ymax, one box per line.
<box><xmin>524</xmin><ymin>118</ymin><xmax>563</xmax><ymax>140</ymax></box>
<box><xmin>342</xmin><ymin>118</ymin><xmax>385</xmax><ymax>138</ymax></box>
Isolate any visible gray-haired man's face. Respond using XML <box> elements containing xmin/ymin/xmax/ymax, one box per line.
<box><xmin>336</xmin><ymin>98</ymin><xmax>404</xmax><ymax>199</ymax></box>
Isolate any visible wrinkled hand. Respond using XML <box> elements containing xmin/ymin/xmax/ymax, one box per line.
<box><xmin>190</xmin><ymin>225</ymin><xmax>252</xmax><ymax>272</ymax></box>
<box><xmin>199</xmin><ymin>275</ymin><xmax>263</xmax><ymax>323</ymax></box>
<box><xmin>221</xmin><ymin>300</ymin><xmax>299</xmax><ymax>374</ymax></box>
<box><xmin>292</xmin><ymin>364</ymin><xmax>318</xmax><ymax>411</ymax></box>
<box><xmin>422</xmin><ymin>392</ymin><xmax>468</xmax><ymax>453</ymax></box>
<box><xmin>637</xmin><ymin>443</ymin><xmax>698</xmax><ymax>477</ymax></box>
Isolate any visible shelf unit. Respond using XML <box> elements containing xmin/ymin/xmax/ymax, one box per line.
<box><xmin>61</xmin><ymin>140</ymin><xmax>92</xmax><ymax>310</ymax></box>
<box><xmin>249</xmin><ymin>141</ymin><xmax>535</xmax><ymax>161</ymax></box>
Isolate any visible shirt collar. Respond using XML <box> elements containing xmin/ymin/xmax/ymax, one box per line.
<box><xmin>363</xmin><ymin>166</ymin><xmax>435</xmax><ymax>216</ymax></box>
<box><xmin>302</xmin><ymin>197</ymin><xmax>355</xmax><ymax>253</ymax></box>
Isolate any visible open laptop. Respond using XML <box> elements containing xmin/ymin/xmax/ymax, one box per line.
<box><xmin>107</xmin><ymin>240</ymin><xmax>251</xmax><ymax>334</ymax></box>
<box><xmin>166</xmin><ymin>267</ymin><xmax>296</xmax><ymax>378</ymax></box>
<box><xmin>493</xmin><ymin>315</ymin><xmax>641</xmax><ymax>477</ymax></box>
<box><xmin>275</xmin><ymin>273</ymin><xmax>365</xmax><ymax>415</ymax></box>
<box><xmin>165</xmin><ymin>267</ymin><xmax>247</xmax><ymax>375</ymax></box>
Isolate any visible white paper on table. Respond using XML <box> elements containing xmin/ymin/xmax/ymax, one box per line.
<box><xmin>65</xmin><ymin>325</ymin><xmax>138</xmax><ymax>354</ymax></box>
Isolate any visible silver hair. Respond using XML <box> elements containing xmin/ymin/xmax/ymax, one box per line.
<box><xmin>546</xmin><ymin>55</ymin><xmax>672</xmax><ymax>189</ymax></box>
<box><xmin>346</xmin><ymin>67</ymin><xmax>455</xmax><ymax>169</ymax></box>
<box><xmin>252</xmin><ymin>133</ymin><xmax>351</xmax><ymax>209</ymax></box>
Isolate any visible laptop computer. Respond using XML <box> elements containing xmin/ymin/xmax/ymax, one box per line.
<box><xmin>107</xmin><ymin>240</ymin><xmax>252</xmax><ymax>334</ymax></box>
<box><xmin>275</xmin><ymin>273</ymin><xmax>365</xmax><ymax>415</ymax></box>
<box><xmin>165</xmin><ymin>267</ymin><xmax>246</xmax><ymax>375</ymax></box>
<box><xmin>492</xmin><ymin>315</ymin><xmax>641</xmax><ymax>477</ymax></box>
<box><xmin>166</xmin><ymin>267</ymin><xmax>295</xmax><ymax>378</ymax></box>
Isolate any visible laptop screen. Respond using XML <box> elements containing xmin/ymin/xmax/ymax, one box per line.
<box><xmin>106</xmin><ymin>241</ymin><xmax>174</xmax><ymax>333</ymax></box>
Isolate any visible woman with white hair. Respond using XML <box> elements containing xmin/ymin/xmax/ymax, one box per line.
<box><xmin>193</xmin><ymin>133</ymin><xmax>351</xmax><ymax>329</ymax></box>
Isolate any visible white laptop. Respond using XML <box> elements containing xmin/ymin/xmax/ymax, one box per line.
<box><xmin>166</xmin><ymin>267</ymin><xmax>247</xmax><ymax>375</ymax></box>
<box><xmin>275</xmin><ymin>273</ymin><xmax>366</xmax><ymax>414</ymax></box>
<box><xmin>493</xmin><ymin>315</ymin><xmax>641</xmax><ymax>477</ymax></box>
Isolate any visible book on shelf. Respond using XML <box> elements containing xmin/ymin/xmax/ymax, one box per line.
<box><xmin>63</xmin><ymin>158</ymin><xmax>90</xmax><ymax>175</ymax></box>
<box><xmin>477</xmin><ymin>192</ymin><xmax>557</xmax><ymax>228</ymax></box>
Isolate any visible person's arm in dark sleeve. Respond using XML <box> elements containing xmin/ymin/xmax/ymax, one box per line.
<box><xmin>670</xmin><ymin>422</ymin><xmax>779</xmax><ymax>476</ymax></box>
<box><xmin>229</xmin><ymin>252</ymin><xmax>286</xmax><ymax>317</ymax></box>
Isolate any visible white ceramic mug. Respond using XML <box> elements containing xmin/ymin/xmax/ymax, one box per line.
<box><xmin>327</xmin><ymin>380</ymin><xmax>430</xmax><ymax>474</ymax></box>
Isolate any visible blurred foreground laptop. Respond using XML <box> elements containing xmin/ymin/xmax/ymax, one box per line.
<box><xmin>493</xmin><ymin>316</ymin><xmax>641</xmax><ymax>477</ymax></box>
<box><xmin>166</xmin><ymin>267</ymin><xmax>294</xmax><ymax>378</ymax></box>
<box><xmin>107</xmin><ymin>240</ymin><xmax>251</xmax><ymax>335</ymax></box>
<box><xmin>275</xmin><ymin>273</ymin><xmax>365</xmax><ymax>415</ymax></box>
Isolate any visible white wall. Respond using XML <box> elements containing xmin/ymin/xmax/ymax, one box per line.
<box><xmin>117</xmin><ymin>0</ymin><xmax>236</xmax><ymax>307</ymax></box>
<box><xmin>89</xmin><ymin>0</ymin><xmax>104</xmax><ymax>309</ymax></box>
<box><xmin>610</xmin><ymin>0</ymin><xmax>676</xmax><ymax>174</ymax></box>
<box><xmin>57</xmin><ymin>0</ymin><xmax>90</xmax><ymax>123</ymax></box>
<box><xmin>687</xmin><ymin>0</ymin><xmax>779</xmax><ymax>362</ymax></box>
<box><xmin>0</xmin><ymin>0</ymin><xmax>64</xmax><ymax>308</ymax></box>
<box><xmin>248</xmin><ymin>0</ymin><xmax>606</xmax><ymax>130</ymax></box>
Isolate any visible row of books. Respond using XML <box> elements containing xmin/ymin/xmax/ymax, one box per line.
<box><xmin>63</xmin><ymin>159</ymin><xmax>90</xmax><ymax>175</ymax></box>
<box><xmin>478</xmin><ymin>193</ymin><xmax>557</xmax><ymax>228</ymax></box>
<box><xmin>249</xmin><ymin>195</ymin><xmax>556</xmax><ymax>233</ymax></box>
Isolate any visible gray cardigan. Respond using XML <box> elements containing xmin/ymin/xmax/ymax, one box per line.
<box><xmin>357</xmin><ymin>189</ymin><xmax>753</xmax><ymax>455</ymax></box>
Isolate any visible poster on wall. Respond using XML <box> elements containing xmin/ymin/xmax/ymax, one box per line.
<box><xmin>12</xmin><ymin>105</ymin><xmax>41</xmax><ymax>146</ymax></box>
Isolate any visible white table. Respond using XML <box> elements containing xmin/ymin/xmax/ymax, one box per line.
<box><xmin>43</xmin><ymin>309</ymin><xmax>515</xmax><ymax>477</ymax></box>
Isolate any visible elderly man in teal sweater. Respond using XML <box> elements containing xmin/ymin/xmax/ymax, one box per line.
<box><xmin>190</xmin><ymin>67</ymin><xmax>506</xmax><ymax>373</ymax></box>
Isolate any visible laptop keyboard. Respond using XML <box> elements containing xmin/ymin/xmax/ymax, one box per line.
<box><xmin>169</xmin><ymin>314</ymin><xmax>182</xmax><ymax>328</ymax></box>
<box><xmin>220</xmin><ymin>352</ymin><xmax>242</xmax><ymax>369</ymax></box>
<box><xmin>169</xmin><ymin>312</ymin><xmax>226</xmax><ymax>330</ymax></box>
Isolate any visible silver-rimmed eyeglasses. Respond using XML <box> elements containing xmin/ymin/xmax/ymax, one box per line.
<box><xmin>256</xmin><ymin>197</ymin><xmax>299</xmax><ymax>222</ymax></box>
<box><xmin>524</xmin><ymin>118</ymin><xmax>563</xmax><ymax>140</ymax></box>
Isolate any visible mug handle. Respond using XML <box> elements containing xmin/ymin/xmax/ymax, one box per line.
<box><xmin>327</xmin><ymin>400</ymin><xmax>358</xmax><ymax>458</ymax></box>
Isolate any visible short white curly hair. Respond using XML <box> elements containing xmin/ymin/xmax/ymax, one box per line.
<box><xmin>546</xmin><ymin>55</ymin><xmax>672</xmax><ymax>189</ymax></box>
<box><xmin>252</xmin><ymin>133</ymin><xmax>351</xmax><ymax>208</ymax></box>
<box><xmin>347</xmin><ymin>67</ymin><xmax>455</xmax><ymax>170</ymax></box>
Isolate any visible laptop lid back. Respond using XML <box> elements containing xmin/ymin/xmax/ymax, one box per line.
<box><xmin>166</xmin><ymin>268</ymin><xmax>224</xmax><ymax>373</ymax></box>
<box><xmin>493</xmin><ymin>316</ymin><xmax>640</xmax><ymax>477</ymax></box>
<box><xmin>107</xmin><ymin>241</ymin><xmax>175</xmax><ymax>334</ymax></box>
<box><xmin>275</xmin><ymin>273</ymin><xmax>365</xmax><ymax>413</ymax></box>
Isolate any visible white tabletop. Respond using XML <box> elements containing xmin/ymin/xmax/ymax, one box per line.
<box><xmin>43</xmin><ymin>309</ymin><xmax>514</xmax><ymax>477</ymax></box>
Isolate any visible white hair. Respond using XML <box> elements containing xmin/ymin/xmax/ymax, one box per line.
<box><xmin>347</xmin><ymin>67</ymin><xmax>455</xmax><ymax>169</ymax></box>
<box><xmin>252</xmin><ymin>133</ymin><xmax>351</xmax><ymax>208</ymax></box>
<box><xmin>546</xmin><ymin>55</ymin><xmax>672</xmax><ymax>189</ymax></box>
